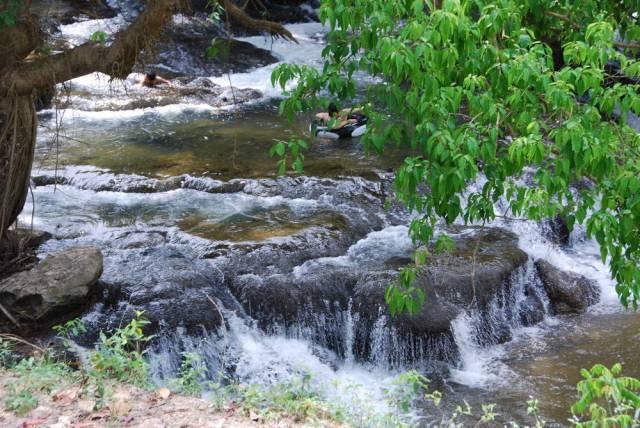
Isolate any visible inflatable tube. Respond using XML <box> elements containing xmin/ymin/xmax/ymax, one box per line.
<box><xmin>311</xmin><ymin>114</ymin><xmax>368</xmax><ymax>139</ymax></box>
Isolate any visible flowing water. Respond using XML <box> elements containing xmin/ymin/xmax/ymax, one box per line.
<box><xmin>19</xmin><ymin>8</ymin><xmax>640</xmax><ymax>427</ymax></box>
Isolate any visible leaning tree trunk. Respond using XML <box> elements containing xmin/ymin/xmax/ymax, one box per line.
<box><xmin>0</xmin><ymin>95</ymin><xmax>37</xmax><ymax>237</ymax></box>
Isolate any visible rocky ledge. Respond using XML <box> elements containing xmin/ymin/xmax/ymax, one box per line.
<box><xmin>0</xmin><ymin>247</ymin><xmax>103</xmax><ymax>332</ymax></box>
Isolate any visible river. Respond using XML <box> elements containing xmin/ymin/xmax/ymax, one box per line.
<box><xmin>19</xmin><ymin>10</ymin><xmax>640</xmax><ymax>427</ymax></box>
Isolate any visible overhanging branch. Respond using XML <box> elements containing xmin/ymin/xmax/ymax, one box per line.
<box><xmin>0</xmin><ymin>0</ymin><xmax>180</xmax><ymax>96</ymax></box>
<box><xmin>220</xmin><ymin>0</ymin><xmax>298</xmax><ymax>43</ymax></box>
<box><xmin>544</xmin><ymin>11</ymin><xmax>640</xmax><ymax>50</ymax></box>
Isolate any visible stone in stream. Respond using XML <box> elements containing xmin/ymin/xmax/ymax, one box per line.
<box><xmin>518</xmin><ymin>290</ymin><xmax>546</xmax><ymax>326</ymax></box>
<box><xmin>148</xmin><ymin>14</ymin><xmax>279</xmax><ymax>77</ymax></box>
<box><xmin>541</xmin><ymin>215</ymin><xmax>572</xmax><ymax>246</ymax></box>
<box><xmin>60</xmin><ymin>78</ymin><xmax>264</xmax><ymax>112</ymax></box>
<box><xmin>0</xmin><ymin>247</ymin><xmax>103</xmax><ymax>330</ymax></box>
<box><xmin>227</xmin><ymin>226</ymin><xmax>534</xmax><ymax>366</ymax></box>
<box><xmin>534</xmin><ymin>259</ymin><xmax>600</xmax><ymax>314</ymax></box>
<box><xmin>79</xmin><ymin>246</ymin><xmax>240</xmax><ymax>342</ymax></box>
<box><xmin>353</xmin><ymin>227</ymin><xmax>529</xmax><ymax>342</ymax></box>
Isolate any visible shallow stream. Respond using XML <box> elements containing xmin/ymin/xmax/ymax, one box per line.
<box><xmin>19</xmin><ymin>12</ymin><xmax>640</xmax><ymax>427</ymax></box>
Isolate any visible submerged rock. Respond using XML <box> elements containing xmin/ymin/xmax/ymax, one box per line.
<box><xmin>535</xmin><ymin>259</ymin><xmax>600</xmax><ymax>314</ymax></box>
<box><xmin>518</xmin><ymin>291</ymin><xmax>545</xmax><ymax>326</ymax></box>
<box><xmin>542</xmin><ymin>215</ymin><xmax>571</xmax><ymax>246</ymax></box>
<box><xmin>0</xmin><ymin>247</ymin><xmax>103</xmax><ymax>329</ymax></box>
<box><xmin>61</xmin><ymin>77</ymin><xmax>264</xmax><ymax>112</ymax></box>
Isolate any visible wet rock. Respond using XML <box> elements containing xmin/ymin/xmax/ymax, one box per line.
<box><xmin>519</xmin><ymin>291</ymin><xmax>545</xmax><ymax>326</ymax></box>
<box><xmin>228</xmin><ymin>226</ymin><xmax>529</xmax><ymax>365</ymax></box>
<box><xmin>355</xmin><ymin>227</ymin><xmax>529</xmax><ymax>335</ymax></box>
<box><xmin>0</xmin><ymin>247</ymin><xmax>103</xmax><ymax>328</ymax></box>
<box><xmin>62</xmin><ymin>78</ymin><xmax>264</xmax><ymax>112</ymax></box>
<box><xmin>148</xmin><ymin>14</ymin><xmax>278</xmax><ymax>77</ymax></box>
<box><xmin>190</xmin><ymin>0</ymin><xmax>319</xmax><ymax>30</ymax></box>
<box><xmin>542</xmin><ymin>215</ymin><xmax>571</xmax><ymax>246</ymax></box>
<box><xmin>12</xmin><ymin>228</ymin><xmax>53</xmax><ymax>249</ymax></box>
<box><xmin>31</xmin><ymin>0</ymin><xmax>117</xmax><ymax>25</ymax></box>
<box><xmin>83</xmin><ymin>246</ymin><xmax>239</xmax><ymax>338</ymax></box>
<box><xmin>535</xmin><ymin>259</ymin><xmax>600</xmax><ymax>314</ymax></box>
<box><xmin>34</xmin><ymin>85</ymin><xmax>56</xmax><ymax>111</ymax></box>
<box><xmin>111</xmin><ymin>231</ymin><xmax>168</xmax><ymax>249</ymax></box>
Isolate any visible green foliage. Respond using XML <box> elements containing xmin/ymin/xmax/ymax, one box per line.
<box><xmin>89</xmin><ymin>30</ymin><xmax>107</xmax><ymax>45</ymax></box>
<box><xmin>385</xmin><ymin>266</ymin><xmax>425</xmax><ymax>316</ymax></box>
<box><xmin>272</xmin><ymin>0</ymin><xmax>640</xmax><ymax>310</ymax></box>
<box><xmin>53</xmin><ymin>317</ymin><xmax>87</xmax><ymax>350</ymax></box>
<box><xmin>206</xmin><ymin>0</ymin><xmax>225</xmax><ymax>23</ymax></box>
<box><xmin>385</xmin><ymin>370</ymin><xmax>430</xmax><ymax>413</ymax></box>
<box><xmin>571</xmin><ymin>363</ymin><xmax>640</xmax><ymax>427</ymax></box>
<box><xmin>3</xmin><ymin>352</ymin><xmax>77</xmax><ymax>416</ymax></box>
<box><xmin>269</xmin><ymin>138</ymin><xmax>308</xmax><ymax>174</ymax></box>
<box><xmin>174</xmin><ymin>352</ymin><xmax>209</xmax><ymax>396</ymax></box>
<box><xmin>0</xmin><ymin>0</ymin><xmax>20</xmax><ymax>31</ymax></box>
<box><xmin>4</xmin><ymin>387</ymin><xmax>38</xmax><ymax>416</ymax></box>
<box><xmin>206</xmin><ymin>37</ymin><xmax>229</xmax><ymax>62</ymax></box>
<box><xmin>88</xmin><ymin>310</ymin><xmax>152</xmax><ymax>388</ymax></box>
<box><xmin>0</xmin><ymin>337</ymin><xmax>14</xmax><ymax>368</ymax></box>
<box><xmin>228</xmin><ymin>373</ymin><xmax>338</xmax><ymax>423</ymax></box>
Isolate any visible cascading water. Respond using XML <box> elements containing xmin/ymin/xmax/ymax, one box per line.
<box><xmin>19</xmin><ymin>3</ymin><xmax>640</xmax><ymax>425</ymax></box>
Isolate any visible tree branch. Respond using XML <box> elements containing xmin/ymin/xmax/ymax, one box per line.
<box><xmin>220</xmin><ymin>0</ymin><xmax>297</xmax><ymax>43</ymax></box>
<box><xmin>544</xmin><ymin>11</ymin><xmax>640</xmax><ymax>49</ymax></box>
<box><xmin>1</xmin><ymin>0</ymin><xmax>180</xmax><ymax>96</ymax></box>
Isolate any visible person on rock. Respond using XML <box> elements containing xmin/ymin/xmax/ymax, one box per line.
<box><xmin>315</xmin><ymin>102</ymin><xmax>364</xmax><ymax>130</ymax></box>
<box><xmin>138</xmin><ymin>72</ymin><xmax>171</xmax><ymax>88</ymax></box>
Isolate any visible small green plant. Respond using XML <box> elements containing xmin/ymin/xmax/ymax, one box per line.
<box><xmin>385</xmin><ymin>370</ymin><xmax>430</xmax><ymax>414</ymax></box>
<box><xmin>89</xmin><ymin>30</ymin><xmax>107</xmax><ymax>45</ymax></box>
<box><xmin>4</xmin><ymin>386</ymin><xmax>38</xmax><ymax>416</ymax></box>
<box><xmin>3</xmin><ymin>352</ymin><xmax>76</xmax><ymax>416</ymax></box>
<box><xmin>174</xmin><ymin>352</ymin><xmax>209</xmax><ymax>395</ymax></box>
<box><xmin>526</xmin><ymin>398</ymin><xmax>546</xmax><ymax>427</ymax></box>
<box><xmin>570</xmin><ymin>363</ymin><xmax>640</xmax><ymax>427</ymax></box>
<box><xmin>206</xmin><ymin>0</ymin><xmax>225</xmax><ymax>23</ymax></box>
<box><xmin>0</xmin><ymin>337</ymin><xmax>14</xmax><ymax>367</ymax></box>
<box><xmin>0</xmin><ymin>0</ymin><xmax>20</xmax><ymax>30</ymax></box>
<box><xmin>88</xmin><ymin>310</ymin><xmax>152</xmax><ymax>388</ymax></box>
<box><xmin>53</xmin><ymin>318</ymin><xmax>87</xmax><ymax>350</ymax></box>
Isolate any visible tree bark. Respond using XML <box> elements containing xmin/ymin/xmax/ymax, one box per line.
<box><xmin>0</xmin><ymin>96</ymin><xmax>37</xmax><ymax>239</ymax></box>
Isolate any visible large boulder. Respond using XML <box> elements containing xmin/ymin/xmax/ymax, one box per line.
<box><xmin>147</xmin><ymin>15</ymin><xmax>279</xmax><ymax>77</ymax></box>
<box><xmin>354</xmin><ymin>227</ymin><xmax>530</xmax><ymax>338</ymax></box>
<box><xmin>81</xmin><ymin>246</ymin><xmax>240</xmax><ymax>340</ymax></box>
<box><xmin>0</xmin><ymin>247</ymin><xmax>103</xmax><ymax>330</ymax></box>
<box><xmin>534</xmin><ymin>259</ymin><xmax>600</xmax><ymax>314</ymax></box>
<box><xmin>228</xmin><ymin>226</ymin><xmax>533</xmax><ymax>366</ymax></box>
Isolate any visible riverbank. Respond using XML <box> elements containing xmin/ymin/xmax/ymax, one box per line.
<box><xmin>0</xmin><ymin>368</ymin><xmax>345</xmax><ymax>427</ymax></box>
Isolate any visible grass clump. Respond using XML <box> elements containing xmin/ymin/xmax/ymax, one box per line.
<box><xmin>2</xmin><ymin>352</ymin><xmax>78</xmax><ymax>416</ymax></box>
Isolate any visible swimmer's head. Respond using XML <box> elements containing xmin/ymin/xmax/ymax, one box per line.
<box><xmin>328</xmin><ymin>102</ymin><xmax>338</xmax><ymax>117</ymax></box>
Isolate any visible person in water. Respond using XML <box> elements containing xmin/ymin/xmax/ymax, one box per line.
<box><xmin>315</xmin><ymin>102</ymin><xmax>363</xmax><ymax>130</ymax></box>
<box><xmin>138</xmin><ymin>72</ymin><xmax>171</xmax><ymax>88</ymax></box>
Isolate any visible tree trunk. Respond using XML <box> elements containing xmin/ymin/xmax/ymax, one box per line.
<box><xmin>0</xmin><ymin>96</ymin><xmax>36</xmax><ymax>239</ymax></box>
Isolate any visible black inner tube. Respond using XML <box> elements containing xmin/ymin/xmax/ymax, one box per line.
<box><xmin>312</xmin><ymin>114</ymin><xmax>368</xmax><ymax>138</ymax></box>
